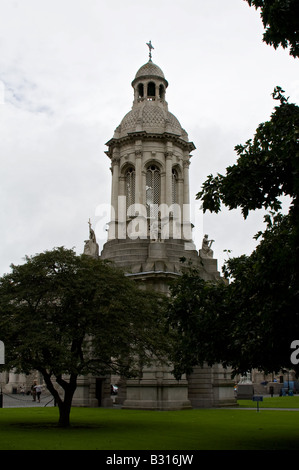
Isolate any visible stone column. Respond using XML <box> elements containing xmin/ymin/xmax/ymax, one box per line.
<box><xmin>183</xmin><ymin>159</ymin><xmax>190</xmax><ymax>208</ymax></box>
<box><xmin>111</xmin><ymin>152</ymin><xmax>120</xmax><ymax>219</ymax></box>
<box><xmin>165</xmin><ymin>152</ymin><xmax>173</xmax><ymax>207</ymax></box>
<box><xmin>177</xmin><ymin>175</ymin><xmax>184</xmax><ymax>240</ymax></box>
<box><xmin>117</xmin><ymin>175</ymin><xmax>126</xmax><ymax>240</ymax></box>
<box><xmin>135</xmin><ymin>150</ymin><xmax>143</xmax><ymax>206</ymax></box>
<box><xmin>178</xmin><ymin>176</ymin><xmax>184</xmax><ymax>213</ymax></box>
<box><xmin>142</xmin><ymin>170</ymin><xmax>147</xmax><ymax>206</ymax></box>
<box><xmin>183</xmin><ymin>159</ymin><xmax>191</xmax><ymax>240</ymax></box>
<box><xmin>155</xmin><ymin>81</ymin><xmax>159</xmax><ymax>101</ymax></box>
<box><xmin>108</xmin><ymin>151</ymin><xmax>120</xmax><ymax>241</ymax></box>
<box><xmin>161</xmin><ymin>170</ymin><xmax>166</xmax><ymax>209</ymax></box>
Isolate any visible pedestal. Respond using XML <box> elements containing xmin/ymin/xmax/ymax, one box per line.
<box><xmin>122</xmin><ymin>365</ymin><xmax>191</xmax><ymax>410</ymax></box>
<box><xmin>237</xmin><ymin>383</ymin><xmax>254</xmax><ymax>400</ymax></box>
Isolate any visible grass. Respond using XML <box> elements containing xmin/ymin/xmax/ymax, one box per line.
<box><xmin>238</xmin><ymin>396</ymin><xmax>299</xmax><ymax>409</ymax></box>
<box><xmin>1</xmin><ymin>398</ymin><xmax>299</xmax><ymax>450</ymax></box>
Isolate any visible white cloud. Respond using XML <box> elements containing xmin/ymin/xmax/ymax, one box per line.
<box><xmin>0</xmin><ymin>0</ymin><xmax>297</xmax><ymax>274</ymax></box>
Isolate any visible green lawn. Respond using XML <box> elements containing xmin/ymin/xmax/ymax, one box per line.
<box><xmin>1</xmin><ymin>402</ymin><xmax>299</xmax><ymax>450</ymax></box>
<box><xmin>238</xmin><ymin>396</ymin><xmax>299</xmax><ymax>408</ymax></box>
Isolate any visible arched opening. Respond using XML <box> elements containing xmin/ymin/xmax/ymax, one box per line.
<box><xmin>146</xmin><ymin>165</ymin><xmax>160</xmax><ymax>218</ymax></box>
<box><xmin>138</xmin><ymin>83</ymin><xmax>144</xmax><ymax>98</ymax></box>
<box><xmin>159</xmin><ymin>84</ymin><xmax>165</xmax><ymax>100</ymax></box>
<box><xmin>125</xmin><ymin>166</ymin><xmax>135</xmax><ymax>216</ymax></box>
<box><xmin>147</xmin><ymin>82</ymin><xmax>156</xmax><ymax>98</ymax></box>
<box><xmin>172</xmin><ymin>168</ymin><xmax>178</xmax><ymax>204</ymax></box>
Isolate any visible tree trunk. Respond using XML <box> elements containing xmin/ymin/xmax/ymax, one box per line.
<box><xmin>39</xmin><ymin>369</ymin><xmax>77</xmax><ymax>427</ymax></box>
<box><xmin>58</xmin><ymin>400</ymin><xmax>72</xmax><ymax>427</ymax></box>
<box><xmin>56</xmin><ymin>375</ymin><xmax>77</xmax><ymax>427</ymax></box>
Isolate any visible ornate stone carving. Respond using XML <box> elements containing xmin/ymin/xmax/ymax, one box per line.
<box><xmin>84</xmin><ymin>219</ymin><xmax>99</xmax><ymax>258</ymax></box>
<box><xmin>200</xmin><ymin>234</ymin><xmax>214</xmax><ymax>258</ymax></box>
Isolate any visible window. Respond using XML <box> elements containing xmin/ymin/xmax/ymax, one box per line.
<box><xmin>126</xmin><ymin>167</ymin><xmax>135</xmax><ymax>215</ymax></box>
<box><xmin>147</xmin><ymin>82</ymin><xmax>156</xmax><ymax>98</ymax></box>
<box><xmin>138</xmin><ymin>83</ymin><xmax>144</xmax><ymax>98</ymax></box>
<box><xmin>146</xmin><ymin>165</ymin><xmax>160</xmax><ymax>218</ymax></box>
<box><xmin>159</xmin><ymin>85</ymin><xmax>165</xmax><ymax>100</ymax></box>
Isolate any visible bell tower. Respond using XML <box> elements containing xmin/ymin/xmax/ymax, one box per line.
<box><xmin>100</xmin><ymin>44</ymin><xmax>235</xmax><ymax>409</ymax></box>
<box><xmin>101</xmin><ymin>45</ymin><xmax>217</xmax><ymax>291</ymax></box>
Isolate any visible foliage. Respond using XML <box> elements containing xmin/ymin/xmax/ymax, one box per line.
<box><xmin>222</xmin><ymin>212</ymin><xmax>299</xmax><ymax>375</ymax></box>
<box><xmin>245</xmin><ymin>0</ymin><xmax>299</xmax><ymax>58</ymax></box>
<box><xmin>0</xmin><ymin>247</ymin><xmax>169</xmax><ymax>425</ymax></box>
<box><xmin>196</xmin><ymin>88</ymin><xmax>299</xmax><ymax>219</ymax></box>
<box><xmin>167</xmin><ymin>89</ymin><xmax>299</xmax><ymax>378</ymax></box>
<box><xmin>167</xmin><ymin>267</ymin><xmax>229</xmax><ymax>379</ymax></box>
<box><xmin>168</xmin><ymin>212</ymin><xmax>299</xmax><ymax>378</ymax></box>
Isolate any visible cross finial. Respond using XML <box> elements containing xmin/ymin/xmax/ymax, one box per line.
<box><xmin>146</xmin><ymin>40</ymin><xmax>154</xmax><ymax>61</ymax></box>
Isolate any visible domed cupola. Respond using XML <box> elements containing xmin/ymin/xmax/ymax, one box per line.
<box><xmin>131</xmin><ymin>61</ymin><xmax>168</xmax><ymax>103</ymax></box>
<box><xmin>132</xmin><ymin>40</ymin><xmax>168</xmax><ymax>97</ymax></box>
<box><xmin>133</xmin><ymin>60</ymin><xmax>167</xmax><ymax>82</ymax></box>
<box><xmin>110</xmin><ymin>42</ymin><xmax>192</xmax><ymax>144</ymax></box>
<box><xmin>117</xmin><ymin>99</ymin><xmax>187</xmax><ymax>139</ymax></box>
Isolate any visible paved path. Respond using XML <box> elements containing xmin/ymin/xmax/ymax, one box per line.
<box><xmin>225</xmin><ymin>407</ymin><xmax>299</xmax><ymax>411</ymax></box>
<box><xmin>0</xmin><ymin>392</ymin><xmax>54</xmax><ymax>408</ymax></box>
<box><xmin>1</xmin><ymin>393</ymin><xmax>298</xmax><ymax>411</ymax></box>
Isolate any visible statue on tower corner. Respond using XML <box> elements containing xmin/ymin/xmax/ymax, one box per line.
<box><xmin>200</xmin><ymin>234</ymin><xmax>214</xmax><ymax>258</ymax></box>
<box><xmin>84</xmin><ymin>219</ymin><xmax>99</xmax><ymax>258</ymax></box>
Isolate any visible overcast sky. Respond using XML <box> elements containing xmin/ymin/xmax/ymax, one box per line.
<box><xmin>0</xmin><ymin>0</ymin><xmax>298</xmax><ymax>276</ymax></box>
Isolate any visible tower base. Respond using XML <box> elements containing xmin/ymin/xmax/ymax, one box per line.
<box><xmin>121</xmin><ymin>365</ymin><xmax>191</xmax><ymax>410</ymax></box>
<box><xmin>99</xmin><ymin>237</ymin><xmax>236</xmax><ymax>410</ymax></box>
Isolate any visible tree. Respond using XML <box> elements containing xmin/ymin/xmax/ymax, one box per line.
<box><xmin>245</xmin><ymin>0</ymin><xmax>299</xmax><ymax>58</ymax></box>
<box><xmin>220</xmin><ymin>212</ymin><xmax>299</xmax><ymax>376</ymax></box>
<box><xmin>197</xmin><ymin>87</ymin><xmax>299</xmax><ymax>219</ymax></box>
<box><xmin>0</xmin><ymin>247</ymin><xmax>169</xmax><ymax>426</ymax></box>
<box><xmin>167</xmin><ymin>89</ymin><xmax>299</xmax><ymax>378</ymax></box>
<box><xmin>197</xmin><ymin>85</ymin><xmax>299</xmax><ymax>282</ymax></box>
<box><xmin>168</xmin><ymin>213</ymin><xmax>299</xmax><ymax>379</ymax></box>
<box><xmin>166</xmin><ymin>265</ymin><xmax>230</xmax><ymax>380</ymax></box>
<box><xmin>168</xmin><ymin>2</ymin><xmax>299</xmax><ymax>382</ymax></box>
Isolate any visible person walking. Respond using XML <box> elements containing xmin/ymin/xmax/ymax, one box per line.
<box><xmin>34</xmin><ymin>384</ymin><xmax>42</xmax><ymax>403</ymax></box>
<box><xmin>31</xmin><ymin>381</ymin><xmax>37</xmax><ymax>402</ymax></box>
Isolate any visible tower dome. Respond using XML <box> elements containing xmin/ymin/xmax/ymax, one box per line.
<box><xmin>133</xmin><ymin>61</ymin><xmax>167</xmax><ymax>85</ymax></box>
<box><xmin>112</xmin><ymin>58</ymin><xmax>190</xmax><ymax>142</ymax></box>
<box><xmin>116</xmin><ymin>102</ymin><xmax>188</xmax><ymax>140</ymax></box>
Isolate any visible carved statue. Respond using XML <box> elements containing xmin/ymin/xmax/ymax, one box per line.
<box><xmin>150</xmin><ymin>216</ymin><xmax>161</xmax><ymax>242</ymax></box>
<box><xmin>84</xmin><ymin>219</ymin><xmax>99</xmax><ymax>258</ymax></box>
<box><xmin>239</xmin><ymin>373</ymin><xmax>252</xmax><ymax>384</ymax></box>
<box><xmin>88</xmin><ymin>218</ymin><xmax>96</xmax><ymax>243</ymax></box>
<box><xmin>201</xmin><ymin>234</ymin><xmax>214</xmax><ymax>258</ymax></box>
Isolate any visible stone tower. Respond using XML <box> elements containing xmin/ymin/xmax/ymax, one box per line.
<box><xmin>102</xmin><ymin>51</ymin><xmax>219</xmax><ymax>287</ymax></box>
<box><xmin>0</xmin><ymin>47</ymin><xmax>235</xmax><ymax>408</ymax></box>
<box><xmin>100</xmin><ymin>45</ymin><xmax>235</xmax><ymax>409</ymax></box>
